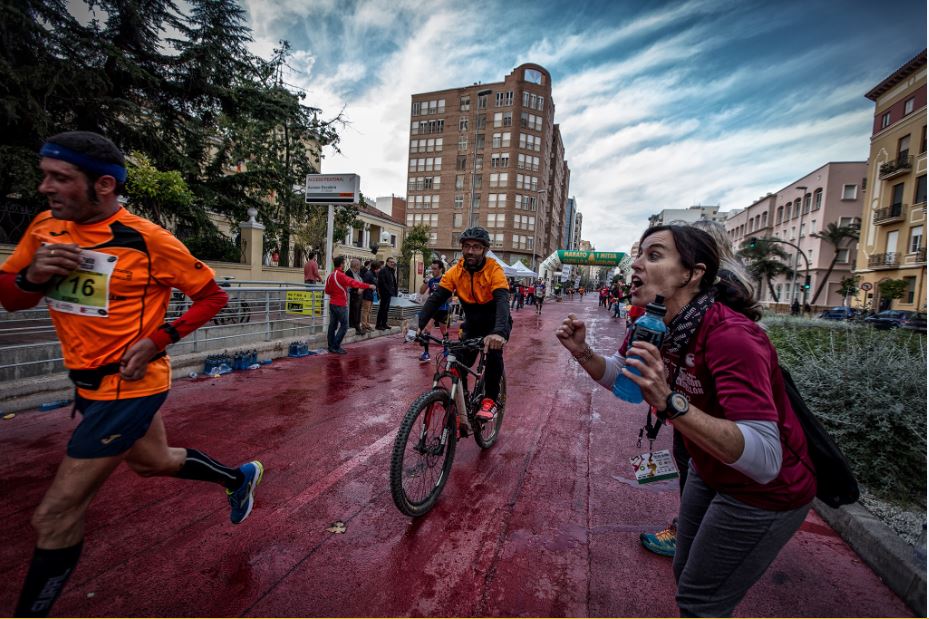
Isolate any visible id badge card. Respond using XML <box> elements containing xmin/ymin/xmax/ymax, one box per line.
<box><xmin>46</xmin><ymin>249</ymin><xmax>117</xmax><ymax>317</ymax></box>
<box><xmin>630</xmin><ymin>449</ymin><xmax>679</xmax><ymax>484</ymax></box>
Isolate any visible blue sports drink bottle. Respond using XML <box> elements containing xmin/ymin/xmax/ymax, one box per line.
<box><xmin>612</xmin><ymin>295</ymin><xmax>668</xmax><ymax>403</ymax></box>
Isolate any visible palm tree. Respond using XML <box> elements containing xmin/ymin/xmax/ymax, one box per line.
<box><xmin>737</xmin><ymin>238</ymin><xmax>793</xmax><ymax>303</ymax></box>
<box><xmin>809</xmin><ymin>223</ymin><xmax>860</xmax><ymax>305</ymax></box>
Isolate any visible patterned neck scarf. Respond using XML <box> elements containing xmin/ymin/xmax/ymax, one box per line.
<box><xmin>663</xmin><ymin>290</ymin><xmax>716</xmax><ymax>359</ymax></box>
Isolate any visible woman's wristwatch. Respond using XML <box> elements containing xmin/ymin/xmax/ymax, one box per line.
<box><xmin>657</xmin><ymin>392</ymin><xmax>689</xmax><ymax>421</ymax></box>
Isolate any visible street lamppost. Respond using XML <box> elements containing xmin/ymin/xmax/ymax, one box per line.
<box><xmin>789</xmin><ymin>185</ymin><xmax>809</xmax><ymax>306</ymax></box>
<box><xmin>467</xmin><ymin>89</ymin><xmax>493</xmax><ymax>232</ymax></box>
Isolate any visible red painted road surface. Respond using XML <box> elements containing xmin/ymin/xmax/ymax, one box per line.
<box><xmin>0</xmin><ymin>296</ymin><xmax>914</xmax><ymax>617</ymax></box>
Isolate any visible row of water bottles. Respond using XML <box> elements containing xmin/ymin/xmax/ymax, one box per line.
<box><xmin>288</xmin><ymin>341</ymin><xmax>311</xmax><ymax>357</ymax></box>
<box><xmin>202</xmin><ymin>350</ymin><xmax>260</xmax><ymax>376</ymax></box>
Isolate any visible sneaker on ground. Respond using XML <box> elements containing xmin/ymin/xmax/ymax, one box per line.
<box><xmin>477</xmin><ymin>398</ymin><xmax>497</xmax><ymax>421</ymax></box>
<box><xmin>639</xmin><ymin>524</ymin><xmax>676</xmax><ymax>557</ymax></box>
<box><xmin>227</xmin><ymin>460</ymin><xmax>264</xmax><ymax>525</ymax></box>
<box><xmin>419</xmin><ymin>351</ymin><xmax>431</xmax><ymax>363</ymax></box>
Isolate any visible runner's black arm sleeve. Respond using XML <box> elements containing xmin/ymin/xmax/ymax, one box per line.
<box><xmin>418</xmin><ymin>286</ymin><xmax>453</xmax><ymax>329</ymax></box>
<box><xmin>492</xmin><ymin>289</ymin><xmax>510</xmax><ymax>337</ymax></box>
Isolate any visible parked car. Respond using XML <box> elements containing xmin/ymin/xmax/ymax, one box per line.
<box><xmin>820</xmin><ymin>306</ymin><xmax>857</xmax><ymax>321</ymax></box>
<box><xmin>901</xmin><ymin>312</ymin><xmax>927</xmax><ymax>333</ymax></box>
<box><xmin>863</xmin><ymin>309</ymin><xmax>915</xmax><ymax>330</ymax></box>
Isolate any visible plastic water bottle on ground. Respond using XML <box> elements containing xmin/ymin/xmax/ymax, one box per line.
<box><xmin>613</xmin><ymin>295</ymin><xmax>668</xmax><ymax>403</ymax></box>
<box><xmin>39</xmin><ymin>399</ymin><xmax>72</xmax><ymax>411</ymax></box>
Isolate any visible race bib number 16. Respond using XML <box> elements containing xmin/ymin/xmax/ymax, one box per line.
<box><xmin>46</xmin><ymin>249</ymin><xmax>117</xmax><ymax>317</ymax></box>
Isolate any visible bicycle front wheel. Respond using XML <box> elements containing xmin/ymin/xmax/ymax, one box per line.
<box><xmin>474</xmin><ymin>373</ymin><xmax>506</xmax><ymax>449</ymax></box>
<box><xmin>389</xmin><ymin>389</ymin><xmax>458</xmax><ymax>517</ymax></box>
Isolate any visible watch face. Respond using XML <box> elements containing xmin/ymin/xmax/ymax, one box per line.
<box><xmin>670</xmin><ymin>393</ymin><xmax>688</xmax><ymax>414</ymax></box>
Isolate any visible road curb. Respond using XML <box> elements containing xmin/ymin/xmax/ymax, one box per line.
<box><xmin>814</xmin><ymin>499</ymin><xmax>926</xmax><ymax>615</ymax></box>
<box><xmin>0</xmin><ymin>326</ymin><xmax>402</xmax><ymax>414</ymax></box>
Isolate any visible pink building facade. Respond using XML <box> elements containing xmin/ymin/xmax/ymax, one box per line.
<box><xmin>726</xmin><ymin>162</ymin><xmax>867</xmax><ymax>309</ymax></box>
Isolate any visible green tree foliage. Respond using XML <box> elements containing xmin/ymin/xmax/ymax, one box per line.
<box><xmin>125</xmin><ymin>152</ymin><xmax>195</xmax><ymax>229</ymax></box>
<box><xmin>810</xmin><ymin>223</ymin><xmax>859</xmax><ymax>305</ymax></box>
<box><xmin>878</xmin><ymin>278</ymin><xmax>908</xmax><ymax>309</ymax></box>
<box><xmin>737</xmin><ymin>238</ymin><xmax>793</xmax><ymax>302</ymax></box>
<box><xmin>0</xmin><ymin>0</ymin><xmax>342</xmax><ymax>262</ymax></box>
<box><xmin>291</xmin><ymin>194</ymin><xmax>363</xmax><ymax>266</ymax></box>
<box><xmin>838</xmin><ymin>275</ymin><xmax>860</xmax><ymax>302</ymax></box>
<box><xmin>399</xmin><ymin>223</ymin><xmax>431</xmax><ymax>289</ymax></box>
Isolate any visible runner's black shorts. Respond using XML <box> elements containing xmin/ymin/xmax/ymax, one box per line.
<box><xmin>67</xmin><ymin>392</ymin><xmax>169</xmax><ymax>458</ymax></box>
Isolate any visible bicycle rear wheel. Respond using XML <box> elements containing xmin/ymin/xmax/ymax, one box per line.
<box><xmin>390</xmin><ymin>389</ymin><xmax>458</xmax><ymax>517</ymax></box>
<box><xmin>474</xmin><ymin>373</ymin><xmax>506</xmax><ymax>449</ymax></box>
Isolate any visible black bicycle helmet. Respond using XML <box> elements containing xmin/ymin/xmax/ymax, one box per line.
<box><xmin>459</xmin><ymin>226</ymin><xmax>491</xmax><ymax>247</ymax></box>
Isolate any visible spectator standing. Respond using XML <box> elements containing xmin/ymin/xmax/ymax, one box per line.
<box><xmin>557</xmin><ymin>224</ymin><xmax>813</xmax><ymax>616</ymax></box>
<box><xmin>360</xmin><ymin>261</ymin><xmax>380</xmax><ymax>333</ymax></box>
<box><xmin>790</xmin><ymin>299</ymin><xmax>800</xmax><ymax>316</ymax></box>
<box><xmin>417</xmin><ymin>260</ymin><xmax>450</xmax><ymax>362</ymax></box>
<box><xmin>324</xmin><ymin>255</ymin><xmax>375</xmax><ymax>354</ymax></box>
<box><xmin>527</xmin><ymin>283</ymin><xmax>536</xmax><ymax>306</ymax></box>
<box><xmin>346</xmin><ymin>258</ymin><xmax>364</xmax><ymax>335</ymax></box>
<box><xmin>303</xmin><ymin>251</ymin><xmax>322</xmax><ymax>284</ymax></box>
<box><xmin>1</xmin><ymin>132</ymin><xmax>264</xmax><ymax>617</ymax></box>
<box><xmin>375</xmin><ymin>256</ymin><xmax>398</xmax><ymax>330</ymax></box>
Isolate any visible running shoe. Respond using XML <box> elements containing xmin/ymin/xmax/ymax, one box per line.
<box><xmin>639</xmin><ymin>524</ymin><xmax>676</xmax><ymax>557</ymax></box>
<box><xmin>477</xmin><ymin>398</ymin><xmax>498</xmax><ymax>421</ymax></box>
<box><xmin>419</xmin><ymin>351</ymin><xmax>431</xmax><ymax>363</ymax></box>
<box><xmin>227</xmin><ymin>460</ymin><xmax>264</xmax><ymax>524</ymax></box>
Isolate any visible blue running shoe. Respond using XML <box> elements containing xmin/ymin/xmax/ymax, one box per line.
<box><xmin>419</xmin><ymin>351</ymin><xmax>431</xmax><ymax>363</ymax></box>
<box><xmin>640</xmin><ymin>524</ymin><xmax>676</xmax><ymax>557</ymax></box>
<box><xmin>227</xmin><ymin>460</ymin><xmax>264</xmax><ymax>524</ymax></box>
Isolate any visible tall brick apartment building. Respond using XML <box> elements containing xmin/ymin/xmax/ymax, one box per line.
<box><xmin>407</xmin><ymin>63</ymin><xmax>570</xmax><ymax>268</ymax></box>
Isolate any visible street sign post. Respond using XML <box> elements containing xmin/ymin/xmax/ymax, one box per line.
<box><xmin>305</xmin><ymin>174</ymin><xmax>360</xmax><ymax>329</ymax></box>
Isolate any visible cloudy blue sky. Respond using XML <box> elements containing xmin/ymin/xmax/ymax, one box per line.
<box><xmin>241</xmin><ymin>0</ymin><xmax>927</xmax><ymax>254</ymax></box>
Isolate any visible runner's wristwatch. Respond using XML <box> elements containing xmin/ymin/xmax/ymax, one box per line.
<box><xmin>657</xmin><ymin>392</ymin><xmax>689</xmax><ymax>421</ymax></box>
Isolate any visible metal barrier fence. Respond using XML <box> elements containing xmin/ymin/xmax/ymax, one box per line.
<box><xmin>0</xmin><ymin>281</ymin><xmax>326</xmax><ymax>382</ymax></box>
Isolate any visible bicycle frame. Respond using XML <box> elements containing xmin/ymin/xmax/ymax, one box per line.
<box><xmin>420</xmin><ymin>334</ymin><xmax>487</xmax><ymax>436</ymax></box>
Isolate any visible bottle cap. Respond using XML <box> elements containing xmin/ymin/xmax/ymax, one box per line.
<box><xmin>646</xmin><ymin>295</ymin><xmax>667</xmax><ymax>316</ymax></box>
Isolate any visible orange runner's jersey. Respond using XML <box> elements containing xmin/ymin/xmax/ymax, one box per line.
<box><xmin>1</xmin><ymin>207</ymin><xmax>217</xmax><ymax>400</ymax></box>
<box><xmin>439</xmin><ymin>258</ymin><xmax>508</xmax><ymax>305</ymax></box>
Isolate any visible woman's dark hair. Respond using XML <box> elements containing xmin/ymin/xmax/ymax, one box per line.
<box><xmin>640</xmin><ymin>225</ymin><xmax>761</xmax><ymax>321</ymax></box>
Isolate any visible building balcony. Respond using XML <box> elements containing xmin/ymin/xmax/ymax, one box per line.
<box><xmin>873</xmin><ymin>204</ymin><xmax>905</xmax><ymax>225</ymax></box>
<box><xmin>879</xmin><ymin>156</ymin><xmax>913</xmax><ymax>180</ymax></box>
<box><xmin>868</xmin><ymin>252</ymin><xmax>900</xmax><ymax>269</ymax></box>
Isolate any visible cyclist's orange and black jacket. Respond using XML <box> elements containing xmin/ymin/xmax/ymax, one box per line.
<box><xmin>418</xmin><ymin>257</ymin><xmax>512</xmax><ymax>338</ymax></box>
<box><xmin>0</xmin><ymin>207</ymin><xmax>227</xmax><ymax>400</ymax></box>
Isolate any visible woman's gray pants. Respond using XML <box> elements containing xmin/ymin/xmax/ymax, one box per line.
<box><xmin>673</xmin><ymin>465</ymin><xmax>810</xmax><ymax>617</ymax></box>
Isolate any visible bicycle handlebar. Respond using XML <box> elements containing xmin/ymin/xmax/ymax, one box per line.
<box><xmin>415</xmin><ymin>333</ymin><xmax>485</xmax><ymax>352</ymax></box>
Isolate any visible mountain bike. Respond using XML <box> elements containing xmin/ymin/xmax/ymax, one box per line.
<box><xmin>389</xmin><ymin>333</ymin><xmax>507</xmax><ymax>517</ymax></box>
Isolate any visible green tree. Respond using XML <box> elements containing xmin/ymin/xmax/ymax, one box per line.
<box><xmin>399</xmin><ymin>223</ymin><xmax>431</xmax><ymax>289</ymax></box>
<box><xmin>809</xmin><ymin>223</ymin><xmax>859</xmax><ymax>305</ymax></box>
<box><xmin>737</xmin><ymin>238</ymin><xmax>793</xmax><ymax>303</ymax></box>
<box><xmin>878</xmin><ymin>279</ymin><xmax>907</xmax><ymax>309</ymax></box>
<box><xmin>838</xmin><ymin>275</ymin><xmax>860</xmax><ymax>304</ymax></box>
<box><xmin>125</xmin><ymin>152</ymin><xmax>195</xmax><ymax>228</ymax></box>
<box><xmin>291</xmin><ymin>195</ymin><xmax>363</xmax><ymax>266</ymax></box>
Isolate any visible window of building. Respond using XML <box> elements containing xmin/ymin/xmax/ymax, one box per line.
<box><xmin>495</xmin><ymin>91</ymin><xmax>513</xmax><ymax>107</ymax></box>
<box><xmin>473</xmin><ymin>173</ymin><xmax>482</xmax><ymax>188</ymax></box>
<box><xmin>802</xmin><ymin>194</ymin><xmax>811</xmax><ymax>214</ymax></box>
<box><xmin>762</xmin><ymin>212</ymin><xmax>768</xmax><ymax>227</ymax></box>
<box><xmin>776</xmin><ymin>206</ymin><xmax>783</xmax><ymax>224</ymax></box>
<box><xmin>491</xmin><ymin>233</ymin><xmax>504</xmax><ymax>248</ymax></box>
<box><xmin>520</xmin><ymin>112</ymin><xmax>543</xmax><ymax>131</ymax></box>
<box><xmin>455</xmin><ymin>174</ymin><xmax>464</xmax><ymax>190</ymax></box>
<box><xmin>475</xmin><ymin>133</ymin><xmax>485</xmax><ymax>149</ymax></box>
<box><xmin>921</xmin><ymin>125</ymin><xmax>927</xmax><ymax>154</ymax></box>
<box><xmin>518</xmin><ymin>133</ymin><xmax>541</xmax><ymax>152</ymax></box>
<box><xmin>459</xmin><ymin>97</ymin><xmax>470</xmax><ymax>112</ymax></box>
<box><xmin>813</xmin><ymin>188</ymin><xmax>823</xmax><ymax>210</ymax></box>
<box><xmin>904</xmin><ymin>276</ymin><xmax>917</xmax><ymax>304</ymax></box>
<box><xmin>459</xmin><ymin>117</ymin><xmax>468</xmax><ymax>131</ymax></box>
<box><xmin>904</xmin><ymin>97</ymin><xmax>916</xmax><ymax>116</ymax></box>
<box><xmin>456</xmin><ymin>155</ymin><xmax>467</xmax><ymax>171</ymax></box>
<box><xmin>489</xmin><ymin>172</ymin><xmax>508</xmax><ymax>188</ymax></box>
<box><xmin>458</xmin><ymin>136</ymin><xmax>468</xmax><ymax>151</ymax></box>
<box><xmin>487</xmin><ymin>213</ymin><xmax>506</xmax><ymax>228</ymax></box>
<box><xmin>494</xmin><ymin>112</ymin><xmax>503</xmax><ymax>128</ymax></box>
<box><xmin>474</xmin><ymin>154</ymin><xmax>483</xmax><ymax>170</ymax></box>
<box><xmin>453</xmin><ymin>213</ymin><xmax>463</xmax><ymax>228</ymax></box>
<box><xmin>899</xmin><ymin>134</ymin><xmax>911</xmax><ymax>162</ymax></box>
<box><xmin>841</xmin><ymin>184</ymin><xmax>857</xmax><ymax>200</ymax></box>
<box><xmin>524</xmin><ymin>68</ymin><xmax>544</xmax><ymax>84</ymax></box>
<box><xmin>881</xmin><ymin>111</ymin><xmax>891</xmax><ymax>129</ymax></box>
<box><xmin>471</xmin><ymin>194</ymin><xmax>481</xmax><ymax>210</ymax></box>
<box><xmin>454</xmin><ymin>195</ymin><xmax>463</xmax><ymax>209</ymax></box>
<box><xmin>412</xmin><ymin>101</ymin><xmax>423</xmax><ymax>116</ymax></box>
<box><xmin>836</xmin><ymin>248</ymin><xmax>850</xmax><ymax>264</ymax></box>
<box><xmin>521</xmin><ymin>92</ymin><xmax>545</xmax><ymax>111</ymax></box>
<box><xmin>915</xmin><ymin>175</ymin><xmax>927</xmax><ymax>205</ymax></box>
<box><xmin>910</xmin><ymin>225</ymin><xmax>924</xmax><ymax>253</ymax></box>
<box><xmin>478</xmin><ymin>93</ymin><xmax>489</xmax><ymax>109</ymax></box>
<box><xmin>838</xmin><ymin>216</ymin><xmax>860</xmax><ymax>228</ymax></box>
<box><xmin>886</xmin><ymin>229</ymin><xmax>899</xmax><ymax>253</ymax></box>
<box><xmin>491</xmin><ymin>153</ymin><xmax>509</xmax><ymax>168</ymax></box>
<box><xmin>492</xmin><ymin>132</ymin><xmax>511</xmax><ymax>149</ymax></box>
<box><xmin>476</xmin><ymin>115</ymin><xmax>486</xmax><ymax>130</ymax></box>
<box><xmin>891</xmin><ymin>182</ymin><xmax>904</xmax><ymax>207</ymax></box>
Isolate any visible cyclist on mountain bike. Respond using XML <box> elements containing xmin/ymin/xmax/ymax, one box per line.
<box><xmin>417</xmin><ymin>226</ymin><xmax>511</xmax><ymax>421</ymax></box>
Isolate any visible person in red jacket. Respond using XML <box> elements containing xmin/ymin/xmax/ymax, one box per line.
<box><xmin>325</xmin><ymin>255</ymin><xmax>375</xmax><ymax>354</ymax></box>
<box><xmin>0</xmin><ymin>131</ymin><xmax>264</xmax><ymax>618</ymax></box>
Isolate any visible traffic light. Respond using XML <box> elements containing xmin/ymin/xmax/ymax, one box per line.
<box><xmin>803</xmin><ymin>275</ymin><xmax>811</xmax><ymax>291</ymax></box>
<box><xmin>747</xmin><ymin>236</ymin><xmax>758</xmax><ymax>250</ymax></box>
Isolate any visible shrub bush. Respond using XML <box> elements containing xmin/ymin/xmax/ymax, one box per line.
<box><xmin>764</xmin><ymin>316</ymin><xmax>926</xmax><ymax>507</ymax></box>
